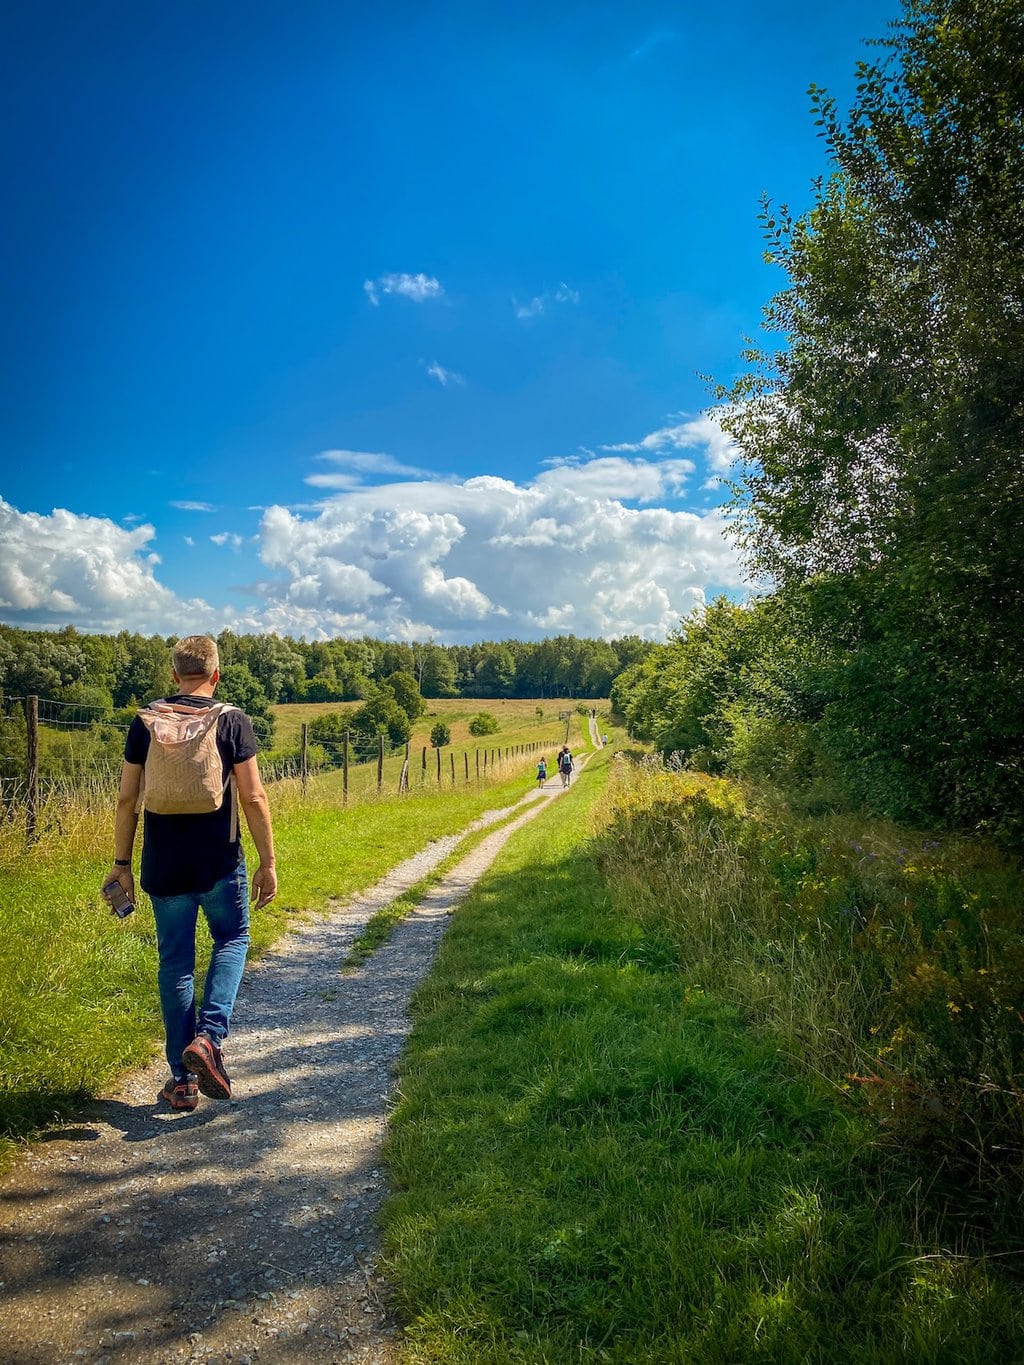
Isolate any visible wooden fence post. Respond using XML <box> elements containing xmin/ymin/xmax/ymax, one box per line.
<box><xmin>300</xmin><ymin>723</ymin><xmax>308</xmax><ymax>798</ymax></box>
<box><xmin>450</xmin><ymin>752</ymin><xmax>455</xmax><ymax>784</ymax></box>
<box><xmin>436</xmin><ymin>746</ymin><xmax>442</xmax><ymax>783</ymax></box>
<box><xmin>399</xmin><ymin>742</ymin><xmax>410</xmax><ymax>794</ymax></box>
<box><xmin>421</xmin><ymin>746</ymin><xmax>427</xmax><ymax>782</ymax></box>
<box><xmin>343</xmin><ymin>730</ymin><xmax>349</xmax><ymax>804</ymax></box>
<box><xmin>475</xmin><ymin>749</ymin><xmax>480</xmax><ymax>779</ymax></box>
<box><xmin>26</xmin><ymin>695</ymin><xmax>39</xmax><ymax>842</ymax></box>
<box><xmin>377</xmin><ymin>733</ymin><xmax>384</xmax><ymax>791</ymax></box>
<box><xmin>464</xmin><ymin>752</ymin><xmax>469</xmax><ymax>782</ymax></box>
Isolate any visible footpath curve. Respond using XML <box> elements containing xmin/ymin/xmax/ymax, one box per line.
<box><xmin>0</xmin><ymin>760</ymin><xmax>591</xmax><ymax>1365</ymax></box>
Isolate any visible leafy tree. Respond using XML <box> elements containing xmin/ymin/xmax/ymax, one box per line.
<box><xmin>383</xmin><ymin>670</ymin><xmax>426</xmax><ymax>720</ymax></box>
<box><xmin>350</xmin><ymin>688</ymin><xmax>412</xmax><ymax>754</ymax></box>
<box><xmin>430</xmin><ymin>721</ymin><xmax>451</xmax><ymax>748</ymax></box>
<box><xmin>722</xmin><ymin>0</ymin><xmax>1024</xmax><ymax>833</ymax></box>
<box><xmin>468</xmin><ymin>711</ymin><xmax>499</xmax><ymax>736</ymax></box>
<box><xmin>246</xmin><ymin>634</ymin><xmax>305</xmax><ymax>703</ymax></box>
<box><xmin>416</xmin><ymin>643</ymin><xmax>458</xmax><ymax>698</ymax></box>
<box><xmin>472</xmin><ymin>644</ymin><xmax>516</xmax><ymax>697</ymax></box>
<box><xmin>217</xmin><ymin>663</ymin><xmax>276</xmax><ymax>748</ymax></box>
<box><xmin>112</xmin><ymin>633</ymin><xmax>169</xmax><ymax>707</ymax></box>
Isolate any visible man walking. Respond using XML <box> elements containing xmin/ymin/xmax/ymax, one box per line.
<box><xmin>102</xmin><ymin>635</ymin><xmax>277</xmax><ymax>1111</ymax></box>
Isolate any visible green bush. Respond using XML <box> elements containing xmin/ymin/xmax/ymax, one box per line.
<box><xmin>467</xmin><ymin>711</ymin><xmax>499</xmax><ymax>736</ymax></box>
<box><xmin>430</xmin><ymin>721</ymin><xmax>451</xmax><ymax>748</ymax></box>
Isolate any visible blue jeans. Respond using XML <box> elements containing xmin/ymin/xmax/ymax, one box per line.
<box><xmin>151</xmin><ymin>862</ymin><xmax>250</xmax><ymax>1080</ymax></box>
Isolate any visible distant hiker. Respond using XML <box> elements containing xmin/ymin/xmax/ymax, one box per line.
<box><xmin>102</xmin><ymin>635</ymin><xmax>277</xmax><ymax>1112</ymax></box>
<box><xmin>536</xmin><ymin>757</ymin><xmax>547</xmax><ymax>787</ymax></box>
<box><xmin>558</xmin><ymin>747</ymin><xmax>574</xmax><ymax>788</ymax></box>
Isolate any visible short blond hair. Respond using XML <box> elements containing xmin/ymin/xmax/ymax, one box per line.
<box><xmin>172</xmin><ymin>635</ymin><xmax>220</xmax><ymax>679</ymax></box>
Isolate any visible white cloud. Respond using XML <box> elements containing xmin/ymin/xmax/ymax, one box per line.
<box><xmin>425</xmin><ymin>361</ymin><xmax>465</xmax><ymax>388</ymax></box>
<box><xmin>538</xmin><ymin>455</ymin><xmax>694</xmax><ymax>502</ymax></box>
<box><xmin>252</xmin><ymin>458</ymin><xmax>746</xmax><ymax>641</ymax></box>
<box><xmin>304</xmin><ymin>449</ymin><xmax>433</xmax><ymax>490</ymax></box>
<box><xmin>515</xmin><ymin>296</ymin><xmax>545</xmax><ymax>320</ymax></box>
<box><xmin>0</xmin><ymin>441</ymin><xmax>748</xmax><ymax>642</ymax></box>
<box><xmin>603</xmin><ymin>408</ymin><xmax>739</xmax><ymax>472</ymax></box>
<box><xmin>363</xmin><ymin>272</ymin><xmax>444</xmax><ymax>307</ymax></box>
<box><xmin>170</xmin><ymin>500</ymin><xmax>216</xmax><ymax>512</ymax></box>
<box><xmin>0</xmin><ymin>499</ymin><xmax>218</xmax><ymax>633</ymax></box>
<box><xmin>514</xmin><ymin>283</ymin><xmax>580</xmax><ymax>321</ymax></box>
<box><xmin>210</xmin><ymin>532</ymin><xmax>244</xmax><ymax>550</ymax></box>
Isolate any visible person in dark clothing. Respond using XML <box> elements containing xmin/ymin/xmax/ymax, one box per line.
<box><xmin>102</xmin><ymin>635</ymin><xmax>277</xmax><ymax>1111</ymax></box>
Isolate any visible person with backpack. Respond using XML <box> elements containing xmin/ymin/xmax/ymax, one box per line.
<box><xmin>558</xmin><ymin>746</ymin><xmax>574</xmax><ymax>788</ymax></box>
<box><xmin>536</xmin><ymin>756</ymin><xmax>547</xmax><ymax>787</ymax></box>
<box><xmin>101</xmin><ymin>635</ymin><xmax>277</xmax><ymax>1112</ymax></box>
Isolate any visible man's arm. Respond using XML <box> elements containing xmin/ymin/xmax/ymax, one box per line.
<box><xmin>102</xmin><ymin>762</ymin><xmax>142</xmax><ymax>902</ymax></box>
<box><xmin>234</xmin><ymin>755</ymin><xmax>277</xmax><ymax>908</ymax></box>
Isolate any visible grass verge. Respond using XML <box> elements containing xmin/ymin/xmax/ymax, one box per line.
<box><xmin>381</xmin><ymin>762</ymin><xmax>1024</xmax><ymax>1362</ymax></box>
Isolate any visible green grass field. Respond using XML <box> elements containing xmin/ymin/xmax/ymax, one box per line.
<box><xmin>381</xmin><ymin>753</ymin><xmax>1024</xmax><ymax>1363</ymax></box>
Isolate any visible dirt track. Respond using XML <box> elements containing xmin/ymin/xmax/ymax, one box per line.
<box><xmin>0</xmin><ymin>767</ymin><xmax>586</xmax><ymax>1364</ymax></box>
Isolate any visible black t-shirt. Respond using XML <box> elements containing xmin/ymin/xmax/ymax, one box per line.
<box><xmin>124</xmin><ymin>695</ymin><xmax>258</xmax><ymax>897</ymax></box>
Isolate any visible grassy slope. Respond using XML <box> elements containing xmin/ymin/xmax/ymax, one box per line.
<box><xmin>382</xmin><ymin>755</ymin><xmax>1024</xmax><ymax>1364</ymax></box>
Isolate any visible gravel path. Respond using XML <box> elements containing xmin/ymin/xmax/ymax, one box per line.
<box><xmin>0</xmin><ymin>767</ymin><xmax>586</xmax><ymax>1365</ymax></box>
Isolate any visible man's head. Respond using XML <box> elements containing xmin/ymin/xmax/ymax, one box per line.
<box><xmin>171</xmin><ymin>635</ymin><xmax>220</xmax><ymax>682</ymax></box>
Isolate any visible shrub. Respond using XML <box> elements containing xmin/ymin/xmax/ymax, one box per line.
<box><xmin>468</xmin><ymin>712</ymin><xmax>499</xmax><ymax>737</ymax></box>
<box><xmin>430</xmin><ymin>722</ymin><xmax>451</xmax><ymax>748</ymax></box>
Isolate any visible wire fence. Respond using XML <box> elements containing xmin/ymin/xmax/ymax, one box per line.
<box><xmin>1</xmin><ymin>694</ymin><xmax>559</xmax><ymax>838</ymax></box>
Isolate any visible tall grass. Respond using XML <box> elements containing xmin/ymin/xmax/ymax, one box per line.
<box><xmin>593</xmin><ymin>757</ymin><xmax>1024</xmax><ymax>1191</ymax></box>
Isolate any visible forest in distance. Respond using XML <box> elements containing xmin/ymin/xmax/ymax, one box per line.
<box><xmin>0</xmin><ymin>622</ymin><xmax>652</xmax><ymax>711</ymax></box>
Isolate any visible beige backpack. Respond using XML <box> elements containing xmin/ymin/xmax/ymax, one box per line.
<box><xmin>136</xmin><ymin>701</ymin><xmax>239</xmax><ymax>829</ymax></box>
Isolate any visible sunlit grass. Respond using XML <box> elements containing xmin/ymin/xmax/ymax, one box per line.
<box><xmin>382</xmin><ymin>755</ymin><xmax>1024</xmax><ymax>1362</ymax></box>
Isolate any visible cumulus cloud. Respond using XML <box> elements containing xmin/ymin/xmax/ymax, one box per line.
<box><xmin>0</xmin><ymin>499</ymin><xmax>218</xmax><ymax>633</ymax></box>
<box><xmin>0</xmin><ymin>415</ymin><xmax>747</xmax><ymax>641</ymax></box>
<box><xmin>252</xmin><ymin>457</ymin><xmax>746</xmax><ymax>642</ymax></box>
<box><xmin>363</xmin><ymin>272</ymin><xmax>443</xmax><ymax>306</ymax></box>
<box><xmin>425</xmin><ymin>361</ymin><xmax>465</xmax><ymax>388</ymax></box>
<box><xmin>514</xmin><ymin>282</ymin><xmax>580</xmax><ymax>321</ymax></box>
<box><xmin>603</xmin><ymin>408</ymin><xmax>739</xmax><ymax>473</ymax></box>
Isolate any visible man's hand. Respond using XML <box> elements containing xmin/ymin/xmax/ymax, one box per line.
<box><xmin>251</xmin><ymin>863</ymin><xmax>277</xmax><ymax>909</ymax></box>
<box><xmin>102</xmin><ymin>866</ymin><xmax>135</xmax><ymax>902</ymax></box>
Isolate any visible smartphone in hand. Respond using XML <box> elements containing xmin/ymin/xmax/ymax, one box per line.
<box><xmin>103</xmin><ymin>880</ymin><xmax>135</xmax><ymax>919</ymax></box>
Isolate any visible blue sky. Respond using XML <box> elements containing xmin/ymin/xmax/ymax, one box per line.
<box><xmin>0</xmin><ymin>0</ymin><xmax>901</xmax><ymax>642</ymax></box>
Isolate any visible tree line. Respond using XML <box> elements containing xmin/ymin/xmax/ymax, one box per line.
<box><xmin>0</xmin><ymin>624</ymin><xmax>651</xmax><ymax>751</ymax></box>
<box><xmin>615</xmin><ymin>0</ymin><xmax>1023</xmax><ymax>844</ymax></box>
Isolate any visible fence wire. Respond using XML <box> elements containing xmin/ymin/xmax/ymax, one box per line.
<box><xmin>2</xmin><ymin>695</ymin><xmax>550</xmax><ymax>816</ymax></box>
